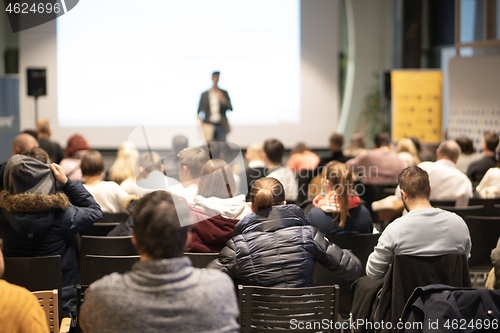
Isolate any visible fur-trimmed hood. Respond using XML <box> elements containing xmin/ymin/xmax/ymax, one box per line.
<box><xmin>0</xmin><ymin>190</ymin><xmax>71</xmax><ymax>213</ymax></box>
<box><xmin>0</xmin><ymin>190</ymin><xmax>72</xmax><ymax>237</ymax></box>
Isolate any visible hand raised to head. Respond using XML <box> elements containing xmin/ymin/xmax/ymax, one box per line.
<box><xmin>50</xmin><ymin>163</ymin><xmax>68</xmax><ymax>185</ymax></box>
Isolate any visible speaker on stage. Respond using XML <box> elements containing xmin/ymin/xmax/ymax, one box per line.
<box><xmin>27</xmin><ymin>68</ymin><xmax>47</xmax><ymax>97</ymax></box>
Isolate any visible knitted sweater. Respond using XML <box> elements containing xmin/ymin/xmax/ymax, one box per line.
<box><xmin>80</xmin><ymin>257</ymin><xmax>239</xmax><ymax>333</ymax></box>
<box><xmin>0</xmin><ymin>279</ymin><xmax>49</xmax><ymax>333</ymax></box>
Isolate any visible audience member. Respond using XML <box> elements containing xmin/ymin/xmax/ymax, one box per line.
<box><xmin>415</xmin><ymin>140</ymin><xmax>473</xmax><ymax>206</ymax></box>
<box><xmin>263</xmin><ymin>138</ymin><xmax>298</xmax><ymax>202</ymax></box>
<box><xmin>170</xmin><ymin>147</ymin><xmax>210</xmax><ymax>204</ymax></box>
<box><xmin>455</xmin><ymin>135</ymin><xmax>481</xmax><ymax>174</ymax></box>
<box><xmin>0</xmin><ymin>155</ymin><xmax>102</xmax><ymax>314</ymax></box>
<box><xmin>0</xmin><ymin>238</ymin><xmax>50</xmax><ymax>333</ymax></box>
<box><xmin>467</xmin><ymin>131</ymin><xmax>499</xmax><ymax>182</ymax></box>
<box><xmin>318</xmin><ymin>133</ymin><xmax>349</xmax><ymax>169</ymax></box>
<box><xmin>0</xmin><ymin>133</ymin><xmax>39</xmax><ymax>191</ymax></box>
<box><xmin>19</xmin><ymin>147</ymin><xmax>49</xmax><ymax>164</ymax></box>
<box><xmin>343</xmin><ymin>133</ymin><xmax>366</xmax><ymax>158</ymax></box>
<box><xmin>209</xmin><ymin>177</ymin><xmax>362</xmax><ymax>287</ymax></box>
<box><xmin>491</xmin><ymin>236</ymin><xmax>500</xmax><ymax>289</ymax></box>
<box><xmin>60</xmin><ymin>133</ymin><xmax>90</xmax><ymax>182</ymax></box>
<box><xmin>242</xmin><ymin>142</ymin><xmax>266</xmax><ymax>196</ymax></box>
<box><xmin>36</xmin><ymin>118</ymin><xmax>64</xmax><ymax>164</ymax></box>
<box><xmin>22</xmin><ymin>129</ymin><xmax>38</xmax><ymax>140</ymax></box>
<box><xmin>81</xmin><ymin>150</ymin><xmax>130</xmax><ymax>213</ymax></box>
<box><xmin>108</xmin><ymin>141</ymin><xmax>139</xmax><ymax>185</ymax></box>
<box><xmin>476</xmin><ymin>158</ymin><xmax>500</xmax><ymax>199</ymax></box>
<box><xmin>164</xmin><ymin>135</ymin><xmax>188</xmax><ymax>180</ymax></box>
<box><xmin>80</xmin><ymin>191</ymin><xmax>239</xmax><ymax>333</ymax></box>
<box><xmin>396</xmin><ymin>138</ymin><xmax>420</xmax><ymax>166</ymax></box>
<box><xmin>129</xmin><ymin>152</ymin><xmax>180</xmax><ymax>197</ymax></box>
<box><xmin>286</xmin><ymin>142</ymin><xmax>320</xmax><ymax>175</ymax></box>
<box><xmin>307</xmin><ymin>161</ymin><xmax>373</xmax><ymax>234</ymax></box>
<box><xmin>187</xmin><ymin>159</ymin><xmax>251</xmax><ymax>252</ymax></box>
<box><xmin>346</xmin><ymin>132</ymin><xmax>407</xmax><ymax>184</ymax></box>
<box><xmin>366</xmin><ymin>166</ymin><xmax>471</xmax><ymax>280</ymax></box>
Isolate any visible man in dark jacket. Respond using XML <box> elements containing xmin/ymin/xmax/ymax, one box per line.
<box><xmin>209</xmin><ymin>204</ymin><xmax>361</xmax><ymax>288</ymax></box>
<box><xmin>0</xmin><ymin>154</ymin><xmax>102</xmax><ymax>315</ymax></box>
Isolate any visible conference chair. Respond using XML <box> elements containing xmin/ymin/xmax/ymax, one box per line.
<box><xmin>464</xmin><ymin>216</ymin><xmax>500</xmax><ymax>287</ymax></box>
<box><xmin>314</xmin><ymin>233</ymin><xmax>380</xmax><ymax>317</ymax></box>
<box><xmin>359</xmin><ymin>183</ymin><xmax>399</xmax><ymax>227</ymax></box>
<box><xmin>437</xmin><ymin>205</ymin><xmax>484</xmax><ymax>220</ymax></box>
<box><xmin>80</xmin><ymin>255</ymin><xmax>140</xmax><ymax>285</ymax></box>
<box><xmin>80</xmin><ymin>222</ymin><xmax>120</xmax><ymax>236</ymax></box>
<box><xmin>100</xmin><ymin>212</ymin><xmax>128</xmax><ymax>223</ymax></box>
<box><xmin>430</xmin><ymin>199</ymin><xmax>456</xmax><ymax>208</ymax></box>
<box><xmin>78</xmin><ymin>235</ymin><xmax>137</xmax><ymax>264</ymax></box>
<box><xmin>74</xmin><ymin>285</ymin><xmax>89</xmax><ymax>333</ymax></box>
<box><xmin>184</xmin><ymin>252</ymin><xmax>219</xmax><ymax>268</ymax></box>
<box><xmin>468</xmin><ymin>198</ymin><xmax>500</xmax><ymax>215</ymax></box>
<box><xmin>3</xmin><ymin>255</ymin><xmax>63</xmax><ymax>318</ymax></box>
<box><xmin>33</xmin><ymin>289</ymin><xmax>71</xmax><ymax>333</ymax></box>
<box><xmin>238</xmin><ymin>285</ymin><xmax>339</xmax><ymax>333</ymax></box>
<box><xmin>353</xmin><ymin>254</ymin><xmax>470</xmax><ymax>333</ymax></box>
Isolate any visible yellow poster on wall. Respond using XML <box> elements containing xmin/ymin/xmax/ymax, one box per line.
<box><xmin>391</xmin><ymin>71</ymin><xmax>442</xmax><ymax>144</ymax></box>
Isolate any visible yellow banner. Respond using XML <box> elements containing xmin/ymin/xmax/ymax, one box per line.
<box><xmin>391</xmin><ymin>71</ymin><xmax>443</xmax><ymax>144</ymax></box>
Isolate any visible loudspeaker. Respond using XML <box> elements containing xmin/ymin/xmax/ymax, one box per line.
<box><xmin>380</xmin><ymin>70</ymin><xmax>391</xmax><ymax>100</ymax></box>
<box><xmin>4</xmin><ymin>49</ymin><xmax>18</xmax><ymax>74</ymax></box>
<box><xmin>27</xmin><ymin>68</ymin><xmax>47</xmax><ymax>97</ymax></box>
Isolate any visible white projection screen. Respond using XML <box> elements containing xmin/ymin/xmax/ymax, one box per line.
<box><xmin>26</xmin><ymin>0</ymin><xmax>339</xmax><ymax>149</ymax></box>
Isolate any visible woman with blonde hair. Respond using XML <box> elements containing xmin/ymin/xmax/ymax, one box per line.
<box><xmin>209</xmin><ymin>177</ymin><xmax>361</xmax><ymax>287</ymax></box>
<box><xmin>396</xmin><ymin>138</ymin><xmax>420</xmax><ymax>166</ymax></box>
<box><xmin>307</xmin><ymin>161</ymin><xmax>372</xmax><ymax>234</ymax></box>
<box><xmin>108</xmin><ymin>141</ymin><xmax>139</xmax><ymax>185</ymax></box>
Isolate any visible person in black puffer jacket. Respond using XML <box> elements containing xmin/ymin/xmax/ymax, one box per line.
<box><xmin>208</xmin><ymin>177</ymin><xmax>361</xmax><ymax>287</ymax></box>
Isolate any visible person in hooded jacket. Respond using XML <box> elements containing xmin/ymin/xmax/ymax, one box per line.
<box><xmin>307</xmin><ymin>161</ymin><xmax>373</xmax><ymax>234</ymax></box>
<box><xmin>208</xmin><ymin>177</ymin><xmax>362</xmax><ymax>288</ymax></box>
<box><xmin>186</xmin><ymin>159</ymin><xmax>251</xmax><ymax>253</ymax></box>
<box><xmin>0</xmin><ymin>154</ymin><xmax>102</xmax><ymax>315</ymax></box>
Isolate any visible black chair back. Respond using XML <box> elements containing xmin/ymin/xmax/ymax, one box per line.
<box><xmin>359</xmin><ymin>183</ymin><xmax>398</xmax><ymax>225</ymax></box>
<box><xmin>437</xmin><ymin>205</ymin><xmax>485</xmax><ymax>220</ymax></box>
<box><xmin>79</xmin><ymin>236</ymin><xmax>137</xmax><ymax>267</ymax></box>
<box><xmin>80</xmin><ymin>255</ymin><xmax>140</xmax><ymax>285</ymax></box>
<box><xmin>465</xmin><ymin>216</ymin><xmax>500</xmax><ymax>269</ymax></box>
<box><xmin>75</xmin><ymin>284</ymin><xmax>89</xmax><ymax>333</ymax></box>
<box><xmin>469</xmin><ymin>197</ymin><xmax>500</xmax><ymax>210</ymax></box>
<box><xmin>238</xmin><ymin>285</ymin><xmax>339</xmax><ymax>333</ymax></box>
<box><xmin>3</xmin><ymin>255</ymin><xmax>63</xmax><ymax>319</ymax></box>
<box><xmin>430</xmin><ymin>199</ymin><xmax>456</xmax><ymax>207</ymax></box>
<box><xmin>80</xmin><ymin>222</ymin><xmax>120</xmax><ymax>236</ymax></box>
<box><xmin>314</xmin><ymin>233</ymin><xmax>380</xmax><ymax>317</ymax></box>
<box><xmin>184</xmin><ymin>252</ymin><xmax>219</xmax><ymax>268</ymax></box>
<box><xmin>100</xmin><ymin>212</ymin><xmax>128</xmax><ymax>223</ymax></box>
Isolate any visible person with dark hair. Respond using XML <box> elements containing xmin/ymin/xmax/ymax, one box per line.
<box><xmin>37</xmin><ymin>119</ymin><xmax>64</xmax><ymax>164</ymax></box>
<box><xmin>307</xmin><ymin>161</ymin><xmax>372</xmax><ymax>234</ymax></box>
<box><xmin>346</xmin><ymin>132</ymin><xmax>407</xmax><ymax>184</ymax></box>
<box><xmin>186</xmin><ymin>159</ymin><xmax>251</xmax><ymax>252</ymax></box>
<box><xmin>209</xmin><ymin>177</ymin><xmax>362</xmax><ymax>287</ymax></box>
<box><xmin>198</xmin><ymin>71</ymin><xmax>233</xmax><ymax>141</ymax></box>
<box><xmin>170</xmin><ymin>147</ymin><xmax>210</xmax><ymax>204</ymax></box>
<box><xmin>318</xmin><ymin>133</ymin><xmax>349</xmax><ymax>169</ymax></box>
<box><xmin>59</xmin><ymin>133</ymin><xmax>90</xmax><ymax>182</ymax></box>
<box><xmin>263</xmin><ymin>138</ymin><xmax>298</xmax><ymax>202</ymax></box>
<box><xmin>164</xmin><ymin>135</ymin><xmax>189</xmax><ymax>180</ymax></box>
<box><xmin>476</xmin><ymin>157</ymin><xmax>500</xmax><ymax>198</ymax></box>
<box><xmin>130</xmin><ymin>151</ymin><xmax>180</xmax><ymax>197</ymax></box>
<box><xmin>81</xmin><ymin>150</ymin><xmax>130</xmax><ymax>213</ymax></box>
<box><xmin>366</xmin><ymin>166</ymin><xmax>471</xmax><ymax>280</ymax></box>
<box><xmin>242</xmin><ymin>142</ymin><xmax>267</xmax><ymax>196</ymax></box>
<box><xmin>0</xmin><ymin>238</ymin><xmax>50</xmax><ymax>333</ymax></box>
<box><xmin>467</xmin><ymin>131</ymin><xmax>499</xmax><ymax>182</ymax></box>
<box><xmin>80</xmin><ymin>191</ymin><xmax>239</xmax><ymax>333</ymax></box>
<box><xmin>286</xmin><ymin>142</ymin><xmax>320</xmax><ymax>175</ymax></box>
<box><xmin>0</xmin><ymin>155</ymin><xmax>102</xmax><ymax>315</ymax></box>
<box><xmin>455</xmin><ymin>135</ymin><xmax>481</xmax><ymax>173</ymax></box>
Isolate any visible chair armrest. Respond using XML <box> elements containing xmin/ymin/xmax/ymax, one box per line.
<box><xmin>59</xmin><ymin>317</ymin><xmax>72</xmax><ymax>333</ymax></box>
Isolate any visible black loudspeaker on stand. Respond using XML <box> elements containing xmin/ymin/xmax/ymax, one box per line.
<box><xmin>27</xmin><ymin>68</ymin><xmax>47</xmax><ymax>125</ymax></box>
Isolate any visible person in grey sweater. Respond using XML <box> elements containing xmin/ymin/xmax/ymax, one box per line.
<box><xmin>80</xmin><ymin>191</ymin><xmax>239</xmax><ymax>333</ymax></box>
<box><xmin>366</xmin><ymin>166</ymin><xmax>472</xmax><ymax>280</ymax></box>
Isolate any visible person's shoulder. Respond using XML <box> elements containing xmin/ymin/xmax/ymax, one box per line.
<box><xmin>86</xmin><ymin>272</ymin><xmax>125</xmax><ymax>294</ymax></box>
